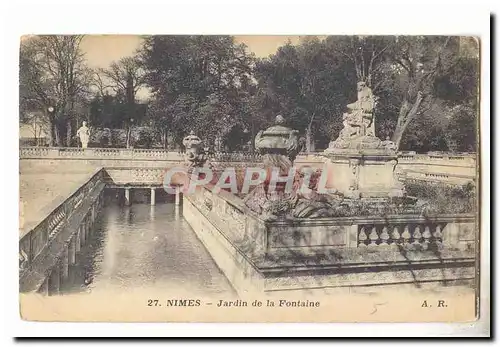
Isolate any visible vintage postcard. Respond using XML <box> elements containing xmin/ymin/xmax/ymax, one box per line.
<box><xmin>18</xmin><ymin>34</ymin><xmax>486</xmax><ymax>327</ymax></box>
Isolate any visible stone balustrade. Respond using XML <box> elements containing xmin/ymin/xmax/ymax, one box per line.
<box><xmin>103</xmin><ymin>167</ymin><xmax>167</xmax><ymax>186</ymax></box>
<box><xmin>19</xmin><ymin>169</ymin><xmax>106</xmax><ymax>291</ymax></box>
<box><xmin>19</xmin><ymin>147</ymin><xmax>184</xmax><ymax>161</ymax></box>
<box><xmin>19</xmin><ymin>147</ymin><xmax>477</xmax><ymax>187</ymax></box>
<box><xmin>209</xmin><ymin>151</ymin><xmax>262</xmax><ymax>162</ymax></box>
<box><xmin>399</xmin><ymin>169</ymin><xmax>476</xmax><ymax>186</ymax></box>
<box><xmin>266</xmin><ymin>214</ymin><xmax>475</xmax><ymax>253</ymax></box>
<box><xmin>398</xmin><ymin>152</ymin><xmax>476</xmax><ymax>166</ymax></box>
<box><xmin>186</xmin><ymin>185</ymin><xmax>476</xmax><ymax>255</ymax></box>
<box><xmin>356</xmin><ymin>215</ymin><xmax>475</xmax><ymax>250</ymax></box>
<box><xmin>183</xmin><ymin>184</ymin><xmax>477</xmax><ymax>294</ymax></box>
<box><xmin>20</xmin><ymin>147</ymin><xmax>476</xmax><ymax>164</ymax></box>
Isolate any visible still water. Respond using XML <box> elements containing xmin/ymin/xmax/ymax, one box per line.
<box><xmin>60</xmin><ymin>200</ymin><xmax>233</xmax><ymax>296</ymax></box>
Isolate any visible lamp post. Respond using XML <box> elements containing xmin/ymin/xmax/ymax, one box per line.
<box><xmin>127</xmin><ymin>118</ymin><xmax>134</xmax><ymax>149</ymax></box>
<box><xmin>243</xmin><ymin>127</ymin><xmax>249</xmax><ymax>152</ymax></box>
<box><xmin>47</xmin><ymin>106</ymin><xmax>55</xmax><ymax>147</ymax></box>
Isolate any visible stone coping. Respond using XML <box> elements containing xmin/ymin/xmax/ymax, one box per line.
<box><xmin>20</xmin><ymin>168</ymin><xmax>103</xmax><ymax>239</ymax></box>
<box><xmin>265</xmin><ymin>214</ymin><xmax>476</xmax><ymax>225</ymax></box>
<box><xmin>19</xmin><ymin>181</ymin><xmax>105</xmax><ymax>292</ymax></box>
<box><xmin>199</xmin><ymin>184</ymin><xmax>475</xmax><ymax>225</ymax></box>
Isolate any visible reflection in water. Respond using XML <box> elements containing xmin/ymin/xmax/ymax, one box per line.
<box><xmin>174</xmin><ymin>205</ymin><xmax>180</xmax><ymax>221</ymax></box>
<box><xmin>61</xmin><ymin>202</ymin><xmax>233</xmax><ymax>296</ymax></box>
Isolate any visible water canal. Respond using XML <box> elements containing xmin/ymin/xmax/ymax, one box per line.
<box><xmin>59</xmin><ymin>190</ymin><xmax>233</xmax><ymax>296</ymax></box>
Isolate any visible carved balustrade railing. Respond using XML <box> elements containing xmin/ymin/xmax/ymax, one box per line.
<box><xmin>20</xmin><ymin>147</ymin><xmax>476</xmax><ymax>164</ymax></box>
<box><xmin>398</xmin><ymin>169</ymin><xmax>476</xmax><ymax>185</ymax></box>
<box><xmin>358</xmin><ymin>223</ymin><xmax>444</xmax><ymax>249</ymax></box>
<box><xmin>398</xmin><ymin>151</ymin><xmax>476</xmax><ymax>164</ymax></box>
<box><xmin>208</xmin><ymin>151</ymin><xmax>262</xmax><ymax>162</ymax></box>
<box><xmin>355</xmin><ymin>215</ymin><xmax>475</xmax><ymax>250</ymax></box>
<box><xmin>19</xmin><ymin>170</ymin><xmax>106</xmax><ymax>275</ymax></box>
<box><xmin>19</xmin><ymin>147</ymin><xmax>183</xmax><ymax>161</ymax></box>
<box><xmin>103</xmin><ymin>167</ymin><xmax>167</xmax><ymax>186</ymax></box>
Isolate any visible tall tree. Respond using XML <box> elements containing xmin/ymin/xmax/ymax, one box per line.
<box><xmin>253</xmin><ymin>37</ymin><xmax>357</xmax><ymax>151</ymax></box>
<box><xmin>98</xmin><ymin>56</ymin><xmax>146</xmax><ymax>99</ymax></box>
<box><xmin>19</xmin><ymin>35</ymin><xmax>91</xmax><ymax>146</ymax></box>
<box><xmin>96</xmin><ymin>56</ymin><xmax>147</xmax><ymax>147</ymax></box>
<box><xmin>323</xmin><ymin>36</ymin><xmax>463</xmax><ymax>150</ymax></box>
<box><xmin>325</xmin><ymin>35</ymin><xmax>395</xmax><ymax>90</ymax></box>
<box><xmin>387</xmin><ymin>36</ymin><xmax>460</xmax><ymax>148</ymax></box>
<box><xmin>139</xmin><ymin>35</ymin><xmax>255</xmax><ymax>148</ymax></box>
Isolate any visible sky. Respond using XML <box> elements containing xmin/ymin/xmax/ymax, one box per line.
<box><xmin>78</xmin><ymin>35</ymin><xmax>311</xmax><ymax>100</ymax></box>
<box><xmin>80</xmin><ymin>35</ymin><xmax>307</xmax><ymax>68</ymax></box>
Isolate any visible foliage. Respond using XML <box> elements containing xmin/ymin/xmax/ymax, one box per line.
<box><xmin>253</xmin><ymin>38</ymin><xmax>356</xmax><ymax>150</ymax></box>
<box><xmin>139</xmin><ymin>35</ymin><xmax>256</xmax><ymax>150</ymax></box>
<box><xmin>88</xmin><ymin>93</ymin><xmax>147</xmax><ymax>128</ymax></box>
<box><xmin>89</xmin><ymin>128</ymin><xmax>112</xmax><ymax>147</ymax></box>
<box><xmin>88</xmin><ymin>126</ymin><xmax>158</xmax><ymax>148</ymax></box>
<box><xmin>252</xmin><ymin>36</ymin><xmax>478</xmax><ymax>152</ymax></box>
<box><xmin>19</xmin><ymin>35</ymin><xmax>479</xmax><ymax>152</ymax></box>
<box><xmin>404</xmin><ymin>181</ymin><xmax>476</xmax><ymax>214</ymax></box>
<box><xmin>95</xmin><ymin>56</ymin><xmax>146</xmax><ymax>101</ymax></box>
<box><xmin>444</xmin><ymin>103</ymin><xmax>477</xmax><ymax>152</ymax></box>
<box><xmin>19</xmin><ymin>35</ymin><xmax>91</xmax><ymax>146</ymax></box>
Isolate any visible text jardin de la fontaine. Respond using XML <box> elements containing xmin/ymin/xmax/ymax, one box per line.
<box><xmin>163</xmin><ymin>299</ymin><xmax>321</xmax><ymax>308</ymax></box>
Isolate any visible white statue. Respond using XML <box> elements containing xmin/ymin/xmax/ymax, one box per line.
<box><xmin>77</xmin><ymin>121</ymin><xmax>90</xmax><ymax>149</ymax></box>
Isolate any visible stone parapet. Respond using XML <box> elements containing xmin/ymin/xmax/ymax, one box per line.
<box><xmin>183</xmin><ymin>185</ymin><xmax>476</xmax><ymax>294</ymax></box>
<box><xmin>19</xmin><ymin>169</ymin><xmax>106</xmax><ymax>293</ymax></box>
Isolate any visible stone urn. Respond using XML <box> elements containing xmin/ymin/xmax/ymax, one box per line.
<box><xmin>182</xmin><ymin>131</ymin><xmax>208</xmax><ymax>169</ymax></box>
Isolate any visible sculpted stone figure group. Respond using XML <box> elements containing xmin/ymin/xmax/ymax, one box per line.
<box><xmin>327</xmin><ymin>81</ymin><xmax>396</xmax><ymax>152</ymax></box>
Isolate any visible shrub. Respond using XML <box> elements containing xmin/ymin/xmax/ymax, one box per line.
<box><xmin>404</xmin><ymin>181</ymin><xmax>476</xmax><ymax>214</ymax></box>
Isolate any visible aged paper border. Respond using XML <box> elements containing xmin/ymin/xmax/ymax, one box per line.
<box><xmin>5</xmin><ymin>0</ymin><xmax>492</xmax><ymax>337</ymax></box>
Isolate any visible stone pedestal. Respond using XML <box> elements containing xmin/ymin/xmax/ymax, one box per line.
<box><xmin>321</xmin><ymin>151</ymin><xmax>404</xmax><ymax>198</ymax></box>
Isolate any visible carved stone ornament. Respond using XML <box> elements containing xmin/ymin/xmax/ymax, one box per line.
<box><xmin>325</xmin><ymin>82</ymin><xmax>396</xmax><ymax>153</ymax></box>
<box><xmin>244</xmin><ymin>115</ymin><xmax>344</xmax><ymax>219</ymax></box>
<box><xmin>254</xmin><ymin>115</ymin><xmax>301</xmax><ymax>162</ymax></box>
<box><xmin>182</xmin><ymin>130</ymin><xmax>208</xmax><ymax>168</ymax></box>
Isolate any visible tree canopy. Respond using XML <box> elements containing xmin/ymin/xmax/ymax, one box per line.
<box><xmin>19</xmin><ymin>35</ymin><xmax>479</xmax><ymax>152</ymax></box>
<box><xmin>20</xmin><ymin>35</ymin><xmax>91</xmax><ymax>146</ymax></box>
